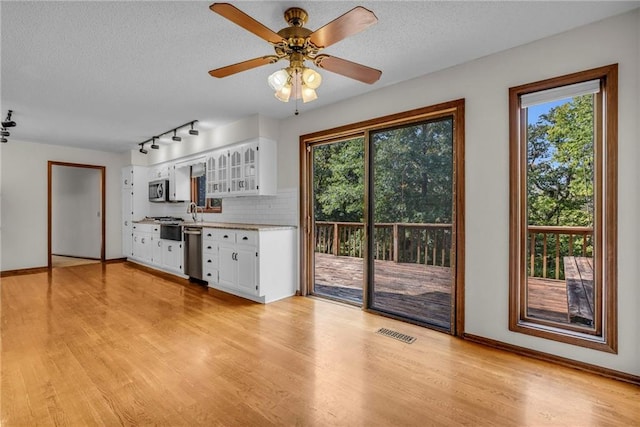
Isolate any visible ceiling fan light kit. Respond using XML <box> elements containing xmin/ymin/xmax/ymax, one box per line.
<box><xmin>208</xmin><ymin>3</ymin><xmax>382</xmax><ymax>107</ymax></box>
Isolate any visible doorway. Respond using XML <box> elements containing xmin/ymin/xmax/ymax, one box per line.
<box><xmin>301</xmin><ymin>100</ymin><xmax>465</xmax><ymax>334</ymax></box>
<box><xmin>48</xmin><ymin>161</ymin><xmax>105</xmax><ymax>268</ymax></box>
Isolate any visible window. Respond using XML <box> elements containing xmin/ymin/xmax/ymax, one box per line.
<box><xmin>191</xmin><ymin>167</ymin><xmax>222</xmax><ymax>213</ymax></box>
<box><xmin>509</xmin><ymin>65</ymin><xmax>617</xmax><ymax>352</ymax></box>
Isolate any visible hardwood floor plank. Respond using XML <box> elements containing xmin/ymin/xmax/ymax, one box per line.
<box><xmin>2</xmin><ymin>263</ymin><xmax>639</xmax><ymax>426</ymax></box>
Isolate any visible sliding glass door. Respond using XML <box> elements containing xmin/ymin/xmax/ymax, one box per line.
<box><xmin>311</xmin><ymin>137</ymin><xmax>365</xmax><ymax>305</ymax></box>
<box><xmin>302</xmin><ymin>100</ymin><xmax>464</xmax><ymax>334</ymax></box>
<box><xmin>369</xmin><ymin>118</ymin><xmax>454</xmax><ymax>329</ymax></box>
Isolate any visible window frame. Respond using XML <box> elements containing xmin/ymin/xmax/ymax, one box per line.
<box><xmin>191</xmin><ymin>175</ymin><xmax>222</xmax><ymax>213</ymax></box>
<box><xmin>508</xmin><ymin>64</ymin><xmax>618</xmax><ymax>353</ymax></box>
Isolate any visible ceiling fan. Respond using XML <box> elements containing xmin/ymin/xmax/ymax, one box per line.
<box><xmin>208</xmin><ymin>3</ymin><xmax>382</xmax><ymax>103</ymax></box>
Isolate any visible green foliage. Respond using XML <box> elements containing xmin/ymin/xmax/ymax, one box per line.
<box><xmin>311</xmin><ymin>118</ymin><xmax>454</xmax><ymax>225</ymax></box>
<box><xmin>373</xmin><ymin>118</ymin><xmax>453</xmax><ymax>224</ymax></box>
<box><xmin>313</xmin><ymin>138</ymin><xmax>365</xmax><ymax>222</ymax></box>
<box><xmin>527</xmin><ymin>95</ymin><xmax>594</xmax><ymax>227</ymax></box>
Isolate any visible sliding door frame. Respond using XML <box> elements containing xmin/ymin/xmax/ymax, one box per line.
<box><xmin>300</xmin><ymin>99</ymin><xmax>465</xmax><ymax>335</ymax></box>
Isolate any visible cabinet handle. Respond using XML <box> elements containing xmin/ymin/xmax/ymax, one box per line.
<box><xmin>207</xmin><ymin>259</ymin><xmax>211</xmax><ymax>263</ymax></box>
<box><xmin>124</xmin><ymin>220</ymin><xmax>128</xmax><ymax>226</ymax></box>
<box><xmin>158</xmin><ymin>241</ymin><xmax>161</xmax><ymax>247</ymax></box>
<box><xmin>124</xmin><ymin>179</ymin><xmax>128</xmax><ymax>185</ymax></box>
<box><xmin>168</xmin><ymin>245</ymin><xmax>172</xmax><ymax>252</ymax></box>
<box><xmin>207</xmin><ymin>246</ymin><xmax>212</xmax><ymax>250</ymax></box>
<box><xmin>223</xmin><ymin>235</ymin><xmax>229</xmax><ymax>239</ymax></box>
<box><xmin>207</xmin><ymin>234</ymin><xmax>212</xmax><ymax>237</ymax></box>
<box><xmin>141</xmin><ymin>238</ymin><xmax>145</xmax><ymax>244</ymax></box>
<box><xmin>207</xmin><ymin>273</ymin><xmax>212</xmax><ymax>277</ymax></box>
<box><xmin>239</xmin><ymin>181</ymin><xmax>245</xmax><ymax>188</ymax></box>
<box><xmin>242</xmin><ymin>236</ymin><xmax>248</xmax><ymax>241</ymax></box>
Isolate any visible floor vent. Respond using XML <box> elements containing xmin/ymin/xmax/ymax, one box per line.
<box><xmin>376</xmin><ymin>328</ymin><xmax>416</xmax><ymax>344</ymax></box>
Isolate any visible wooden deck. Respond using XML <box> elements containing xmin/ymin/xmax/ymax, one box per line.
<box><xmin>314</xmin><ymin>253</ymin><xmax>572</xmax><ymax>327</ymax></box>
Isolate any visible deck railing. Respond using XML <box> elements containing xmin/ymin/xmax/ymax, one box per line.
<box><xmin>315</xmin><ymin>221</ymin><xmax>453</xmax><ymax>267</ymax></box>
<box><xmin>527</xmin><ymin>225</ymin><xmax>593</xmax><ymax>280</ymax></box>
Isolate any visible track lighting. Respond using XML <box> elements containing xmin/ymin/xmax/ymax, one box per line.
<box><xmin>1</xmin><ymin>129</ymin><xmax>9</xmax><ymax>137</ymax></box>
<box><xmin>1</xmin><ymin>137</ymin><xmax>7</xmax><ymax>143</ymax></box>
<box><xmin>136</xmin><ymin>120</ymin><xmax>198</xmax><ymax>152</ymax></box>
<box><xmin>2</xmin><ymin>110</ymin><xmax>16</xmax><ymax>128</ymax></box>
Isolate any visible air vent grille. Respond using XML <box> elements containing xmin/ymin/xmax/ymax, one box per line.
<box><xmin>376</xmin><ymin>327</ymin><xmax>416</xmax><ymax>344</ymax></box>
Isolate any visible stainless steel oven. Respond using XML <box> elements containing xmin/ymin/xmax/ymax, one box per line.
<box><xmin>160</xmin><ymin>224</ymin><xmax>182</xmax><ymax>241</ymax></box>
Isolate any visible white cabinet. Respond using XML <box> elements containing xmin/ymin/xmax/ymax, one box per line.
<box><xmin>161</xmin><ymin>239</ymin><xmax>183</xmax><ymax>273</ymax></box>
<box><xmin>122</xmin><ymin>166</ymin><xmax>148</xmax><ymax>257</ymax></box>
<box><xmin>206</xmin><ymin>150</ymin><xmax>229</xmax><ymax>197</ymax></box>
<box><xmin>131</xmin><ymin>223</ymin><xmax>159</xmax><ymax>263</ymax></box>
<box><xmin>212</xmin><ymin>229</ymin><xmax>257</xmax><ymax>294</ymax></box>
<box><xmin>149</xmin><ymin>165</ymin><xmax>170</xmax><ymax>181</ymax></box>
<box><xmin>169</xmin><ymin>165</ymin><xmax>190</xmax><ymax>202</ymax></box>
<box><xmin>205</xmin><ymin>138</ymin><xmax>276</xmax><ymax>198</ymax></box>
<box><xmin>202</xmin><ymin>229</ymin><xmax>219</xmax><ymax>283</ymax></box>
<box><xmin>203</xmin><ymin>227</ymin><xmax>295</xmax><ymax>303</ymax></box>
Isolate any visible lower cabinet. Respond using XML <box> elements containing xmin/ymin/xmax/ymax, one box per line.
<box><xmin>131</xmin><ymin>223</ymin><xmax>183</xmax><ymax>274</ymax></box>
<box><xmin>203</xmin><ymin>227</ymin><xmax>295</xmax><ymax>303</ymax></box>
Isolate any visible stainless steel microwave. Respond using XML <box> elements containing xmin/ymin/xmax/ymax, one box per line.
<box><xmin>149</xmin><ymin>179</ymin><xmax>169</xmax><ymax>202</ymax></box>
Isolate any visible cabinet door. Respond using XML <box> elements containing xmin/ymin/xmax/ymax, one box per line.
<box><xmin>122</xmin><ymin>166</ymin><xmax>133</xmax><ymax>188</ymax></box>
<box><xmin>122</xmin><ymin>190</ymin><xmax>133</xmax><ymax>256</ymax></box>
<box><xmin>152</xmin><ymin>237</ymin><xmax>162</xmax><ymax>265</ymax></box>
<box><xmin>206</xmin><ymin>156</ymin><xmax>217</xmax><ymax>197</ymax></box>
<box><xmin>218</xmin><ymin>243</ymin><xmax>237</xmax><ymax>288</ymax></box>
<box><xmin>243</xmin><ymin>144</ymin><xmax>258</xmax><ymax>192</ymax></box>
<box><xmin>236</xmin><ymin>246</ymin><xmax>258</xmax><ymax>295</ymax></box>
<box><xmin>217</xmin><ymin>152</ymin><xmax>228</xmax><ymax>195</ymax></box>
<box><xmin>229</xmin><ymin>149</ymin><xmax>243</xmax><ymax>193</ymax></box>
<box><xmin>162</xmin><ymin>240</ymin><xmax>182</xmax><ymax>271</ymax></box>
<box><xmin>132</xmin><ymin>232</ymin><xmax>144</xmax><ymax>259</ymax></box>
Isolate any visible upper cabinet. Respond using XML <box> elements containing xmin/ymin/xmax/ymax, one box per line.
<box><xmin>148</xmin><ymin>165</ymin><xmax>170</xmax><ymax>181</ymax></box>
<box><xmin>206</xmin><ymin>138</ymin><xmax>276</xmax><ymax>198</ymax></box>
<box><xmin>169</xmin><ymin>165</ymin><xmax>190</xmax><ymax>202</ymax></box>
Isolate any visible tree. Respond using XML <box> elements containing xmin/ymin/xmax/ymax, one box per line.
<box><xmin>527</xmin><ymin>95</ymin><xmax>594</xmax><ymax>227</ymax></box>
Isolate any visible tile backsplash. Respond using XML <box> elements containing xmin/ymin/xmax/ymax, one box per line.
<box><xmin>149</xmin><ymin>187</ymin><xmax>298</xmax><ymax>226</ymax></box>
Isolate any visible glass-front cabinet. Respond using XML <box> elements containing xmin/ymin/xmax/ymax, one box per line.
<box><xmin>205</xmin><ymin>138</ymin><xmax>276</xmax><ymax>198</ymax></box>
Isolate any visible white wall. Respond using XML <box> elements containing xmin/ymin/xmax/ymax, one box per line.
<box><xmin>274</xmin><ymin>10</ymin><xmax>640</xmax><ymax>375</ymax></box>
<box><xmin>51</xmin><ymin>165</ymin><xmax>101</xmax><ymax>258</ymax></box>
<box><xmin>0</xmin><ymin>141</ymin><xmax>129</xmax><ymax>270</ymax></box>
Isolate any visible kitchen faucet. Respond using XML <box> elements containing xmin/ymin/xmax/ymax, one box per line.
<box><xmin>188</xmin><ymin>202</ymin><xmax>200</xmax><ymax>223</ymax></box>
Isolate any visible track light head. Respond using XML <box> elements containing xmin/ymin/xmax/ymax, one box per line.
<box><xmin>150</xmin><ymin>137</ymin><xmax>159</xmax><ymax>149</ymax></box>
<box><xmin>2</xmin><ymin>110</ymin><xmax>16</xmax><ymax>128</ymax></box>
<box><xmin>172</xmin><ymin>130</ymin><xmax>181</xmax><ymax>142</ymax></box>
<box><xmin>1</xmin><ymin>137</ymin><xmax>8</xmax><ymax>143</ymax></box>
<box><xmin>189</xmin><ymin>122</ymin><xmax>199</xmax><ymax>135</ymax></box>
<box><xmin>139</xmin><ymin>142</ymin><xmax>148</xmax><ymax>154</ymax></box>
<box><xmin>1</xmin><ymin>129</ymin><xmax>9</xmax><ymax>137</ymax></box>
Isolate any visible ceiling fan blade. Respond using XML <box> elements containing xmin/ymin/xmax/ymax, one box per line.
<box><xmin>210</xmin><ymin>3</ymin><xmax>283</xmax><ymax>44</ymax></box>
<box><xmin>314</xmin><ymin>55</ymin><xmax>381</xmax><ymax>84</ymax></box>
<box><xmin>308</xmin><ymin>6</ymin><xmax>378</xmax><ymax>49</ymax></box>
<box><xmin>209</xmin><ymin>56</ymin><xmax>279</xmax><ymax>78</ymax></box>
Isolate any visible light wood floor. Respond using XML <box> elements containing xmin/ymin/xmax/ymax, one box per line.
<box><xmin>1</xmin><ymin>262</ymin><xmax>638</xmax><ymax>426</ymax></box>
<box><xmin>51</xmin><ymin>255</ymin><xmax>101</xmax><ymax>268</ymax></box>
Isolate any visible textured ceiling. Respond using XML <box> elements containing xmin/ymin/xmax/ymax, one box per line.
<box><xmin>1</xmin><ymin>1</ymin><xmax>638</xmax><ymax>153</ymax></box>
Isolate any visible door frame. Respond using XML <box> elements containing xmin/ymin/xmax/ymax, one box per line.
<box><xmin>300</xmin><ymin>99</ymin><xmax>465</xmax><ymax>335</ymax></box>
<box><xmin>47</xmin><ymin>161</ymin><xmax>106</xmax><ymax>268</ymax></box>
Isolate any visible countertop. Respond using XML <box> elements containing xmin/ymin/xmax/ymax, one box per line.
<box><xmin>132</xmin><ymin>219</ymin><xmax>295</xmax><ymax>231</ymax></box>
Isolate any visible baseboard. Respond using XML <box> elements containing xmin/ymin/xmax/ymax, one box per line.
<box><xmin>463</xmin><ymin>333</ymin><xmax>640</xmax><ymax>386</ymax></box>
<box><xmin>105</xmin><ymin>258</ymin><xmax>127</xmax><ymax>264</ymax></box>
<box><xmin>125</xmin><ymin>261</ymin><xmax>191</xmax><ymax>285</ymax></box>
<box><xmin>52</xmin><ymin>254</ymin><xmax>101</xmax><ymax>261</ymax></box>
<box><xmin>0</xmin><ymin>266</ymin><xmax>49</xmax><ymax>277</ymax></box>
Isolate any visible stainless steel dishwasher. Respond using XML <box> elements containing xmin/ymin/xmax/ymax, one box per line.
<box><xmin>183</xmin><ymin>227</ymin><xmax>203</xmax><ymax>280</ymax></box>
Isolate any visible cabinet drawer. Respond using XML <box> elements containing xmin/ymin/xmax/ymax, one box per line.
<box><xmin>203</xmin><ymin>253</ymin><xmax>218</xmax><ymax>268</ymax></box>
<box><xmin>132</xmin><ymin>223</ymin><xmax>157</xmax><ymax>233</ymax></box>
<box><xmin>202</xmin><ymin>228</ymin><xmax>217</xmax><ymax>241</ymax></box>
<box><xmin>203</xmin><ymin>241</ymin><xmax>218</xmax><ymax>253</ymax></box>
<box><xmin>203</xmin><ymin>267</ymin><xmax>218</xmax><ymax>283</ymax></box>
<box><xmin>235</xmin><ymin>230</ymin><xmax>257</xmax><ymax>246</ymax></box>
<box><xmin>214</xmin><ymin>229</ymin><xmax>236</xmax><ymax>243</ymax></box>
